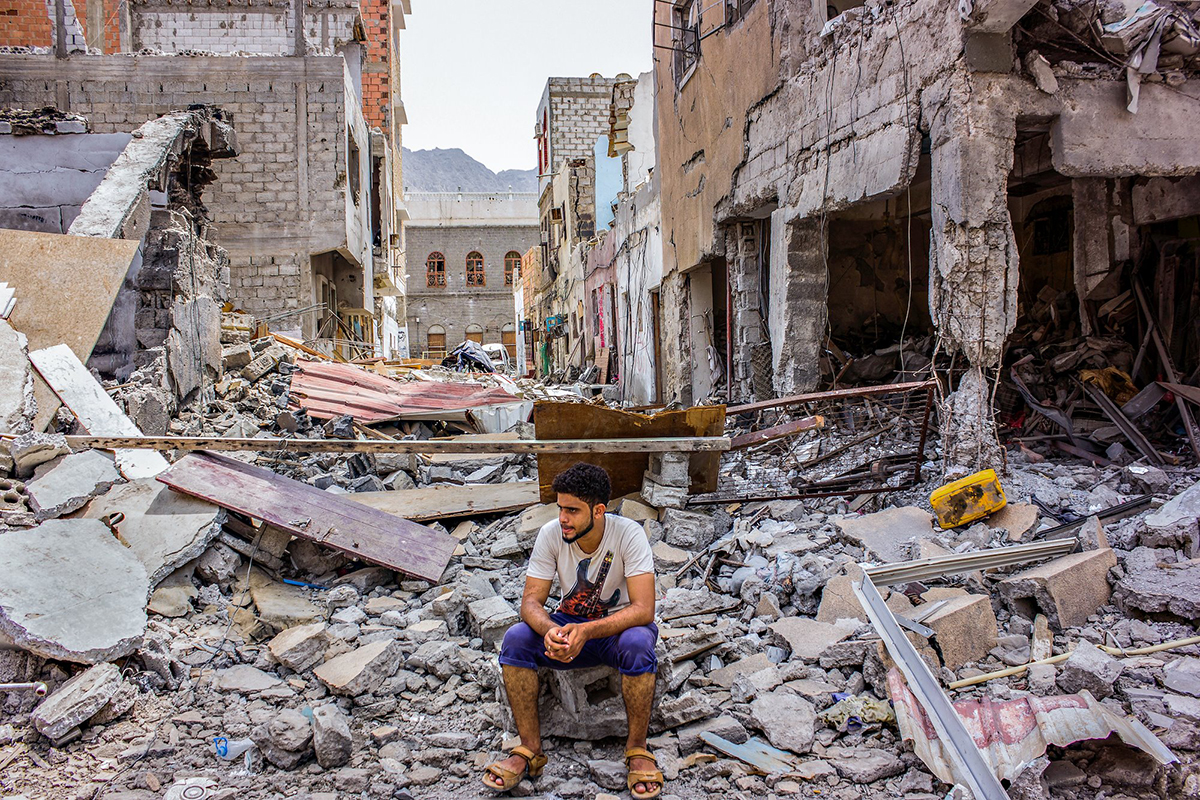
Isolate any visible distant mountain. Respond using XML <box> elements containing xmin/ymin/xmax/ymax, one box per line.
<box><xmin>402</xmin><ymin>147</ymin><xmax>538</xmax><ymax>193</ymax></box>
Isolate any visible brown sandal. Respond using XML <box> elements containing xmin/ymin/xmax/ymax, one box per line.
<box><xmin>625</xmin><ymin>747</ymin><xmax>664</xmax><ymax>800</ymax></box>
<box><xmin>481</xmin><ymin>744</ymin><xmax>547</xmax><ymax>792</ymax></box>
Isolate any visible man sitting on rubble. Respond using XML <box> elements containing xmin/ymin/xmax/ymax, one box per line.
<box><xmin>482</xmin><ymin>462</ymin><xmax>663</xmax><ymax>799</ymax></box>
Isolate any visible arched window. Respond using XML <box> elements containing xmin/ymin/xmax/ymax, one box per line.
<box><xmin>465</xmin><ymin>324</ymin><xmax>484</xmax><ymax>344</ymax></box>
<box><xmin>466</xmin><ymin>251</ymin><xmax>485</xmax><ymax>287</ymax></box>
<box><xmin>504</xmin><ymin>251</ymin><xmax>521</xmax><ymax>286</ymax></box>
<box><xmin>501</xmin><ymin>322</ymin><xmax>517</xmax><ymax>360</ymax></box>
<box><xmin>426</xmin><ymin>252</ymin><xmax>445</xmax><ymax>287</ymax></box>
<box><xmin>427</xmin><ymin>324</ymin><xmax>446</xmax><ymax>357</ymax></box>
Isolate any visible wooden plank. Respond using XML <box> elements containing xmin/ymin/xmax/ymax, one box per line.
<box><xmin>351</xmin><ymin>482</ymin><xmax>540</xmax><ymax>522</ymax></box>
<box><xmin>66</xmin><ymin>434</ymin><xmax>732</xmax><ymax>455</ymax></box>
<box><xmin>0</xmin><ymin>229</ymin><xmax>141</xmax><ymax>431</ymax></box>
<box><xmin>728</xmin><ymin>415</ymin><xmax>824</xmax><ymax>450</ymax></box>
<box><xmin>726</xmin><ymin>379</ymin><xmax>937</xmax><ymax>416</ymax></box>
<box><xmin>533</xmin><ymin>402</ymin><xmax>727</xmax><ymax>503</ymax></box>
<box><xmin>156</xmin><ymin>452</ymin><xmax>456</xmax><ymax>583</ymax></box>
<box><xmin>30</xmin><ymin>344</ymin><xmax>169</xmax><ymax>479</ymax></box>
<box><xmin>1163</xmin><ymin>382</ymin><xmax>1200</xmax><ymax>409</ymax></box>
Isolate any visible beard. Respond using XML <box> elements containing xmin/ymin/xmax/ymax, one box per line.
<box><xmin>561</xmin><ymin>514</ymin><xmax>595</xmax><ymax>544</ymax></box>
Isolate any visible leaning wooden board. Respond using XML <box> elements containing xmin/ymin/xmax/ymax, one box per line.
<box><xmin>157</xmin><ymin>452</ymin><xmax>456</xmax><ymax>583</ymax></box>
<box><xmin>533</xmin><ymin>401</ymin><xmax>726</xmax><ymax>503</ymax></box>
<box><xmin>352</xmin><ymin>481</ymin><xmax>540</xmax><ymax>522</ymax></box>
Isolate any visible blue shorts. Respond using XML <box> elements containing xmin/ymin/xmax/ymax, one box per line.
<box><xmin>497</xmin><ymin>612</ymin><xmax>658</xmax><ymax>676</ymax></box>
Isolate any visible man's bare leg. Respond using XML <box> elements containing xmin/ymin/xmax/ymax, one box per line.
<box><xmin>622</xmin><ymin>671</ymin><xmax>660</xmax><ymax>795</ymax></box>
<box><xmin>485</xmin><ymin>664</ymin><xmax>542</xmax><ymax>788</ymax></box>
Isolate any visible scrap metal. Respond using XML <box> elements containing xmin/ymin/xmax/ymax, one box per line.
<box><xmin>888</xmin><ymin>669</ymin><xmax>1177</xmax><ymax>785</ymax></box>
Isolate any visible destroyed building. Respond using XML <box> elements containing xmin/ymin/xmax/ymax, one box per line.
<box><xmin>649</xmin><ymin>0</ymin><xmax>1200</xmax><ymax>474</ymax></box>
<box><xmin>0</xmin><ymin>0</ymin><xmax>410</xmax><ymax>359</ymax></box>
<box><xmin>403</xmin><ymin>190</ymin><xmax>538</xmax><ymax>361</ymax></box>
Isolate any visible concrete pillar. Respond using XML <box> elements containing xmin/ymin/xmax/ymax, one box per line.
<box><xmin>727</xmin><ymin>221</ymin><xmax>773</xmax><ymax>402</ymax></box>
<box><xmin>768</xmin><ymin>211</ymin><xmax>828</xmax><ymax>396</ymax></box>
<box><xmin>927</xmin><ymin>75</ymin><xmax>1019</xmax><ymax>474</ymax></box>
<box><xmin>1072</xmin><ymin>178</ymin><xmax>1110</xmax><ymax>335</ymax></box>
<box><xmin>659</xmin><ymin>271</ymin><xmax>693</xmax><ymax>407</ymax></box>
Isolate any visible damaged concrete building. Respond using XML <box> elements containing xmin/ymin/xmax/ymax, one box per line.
<box><xmin>650</xmin><ymin>0</ymin><xmax>1200</xmax><ymax>473</ymax></box>
<box><xmin>0</xmin><ymin>0</ymin><xmax>411</xmax><ymax>358</ymax></box>
<box><xmin>0</xmin><ymin>107</ymin><xmax>238</xmax><ymax>433</ymax></box>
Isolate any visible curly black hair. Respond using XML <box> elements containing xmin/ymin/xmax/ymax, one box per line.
<box><xmin>550</xmin><ymin>462</ymin><xmax>612</xmax><ymax>507</ymax></box>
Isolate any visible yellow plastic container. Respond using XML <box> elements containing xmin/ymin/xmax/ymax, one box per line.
<box><xmin>929</xmin><ymin>469</ymin><xmax>1007</xmax><ymax>529</ymax></box>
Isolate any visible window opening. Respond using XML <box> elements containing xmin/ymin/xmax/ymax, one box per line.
<box><xmin>426</xmin><ymin>252</ymin><xmax>446</xmax><ymax>287</ymax></box>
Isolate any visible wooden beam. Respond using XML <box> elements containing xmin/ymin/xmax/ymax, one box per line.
<box><xmin>66</xmin><ymin>434</ymin><xmax>732</xmax><ymax>455</ymax></box>
<box><xmin>726</xmin><ymin>379</ymin><xmax>937</xmax><ymax>416</ymax></box>
<box><xmin>728</xmin><ymin>415</ymin><xmax>824</xmax><ymax>450</ymax></box>
<box><xmin>157</xmin><ymin>452</ymin><xmax>456</xmax><ymax>582</ymax></box>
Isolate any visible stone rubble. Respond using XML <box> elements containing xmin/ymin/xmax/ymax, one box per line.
<box><xmin>0</xmin><ymin>335</ymin><xmax>1197</xmax><ymax>799</ymax></box>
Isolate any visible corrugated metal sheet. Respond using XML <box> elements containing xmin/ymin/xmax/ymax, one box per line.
<box><xmin>288</xmin><ymin>360</ymin><xmax>520</xmax><ymax>422</ymax></box>
<box><xmin>887</xmin><ymin>668</ymin><xmax>1176</xmax><ymax>785</ymax></box>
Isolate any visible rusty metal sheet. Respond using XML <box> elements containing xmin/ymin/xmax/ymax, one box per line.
<box><xmin>157</xmin><ymin>452</ymin><xmax>456</xmax><ymax>582</ymax></box>
<box><xmin>887</xmin><ymin>668</ymin><xmax>1177</xmax><ymax>786</ymax></box>
<box><xmin>533</xmin><ymin>402</ymin><xmax>726</xmax><ymax>503</ymax></box>
<box><xmin>288</xmin><ymin>360</ymin><xmax>520</xmax><ymax>422</ymax></box>
<box><xmin>728</xmin><ymin>415</ymin><xmax>824</xmax><ymax>450</ymax></box>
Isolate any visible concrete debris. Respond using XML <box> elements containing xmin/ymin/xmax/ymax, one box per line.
<box><xmin>998</xmin><ymin>547</ymin><xmax>1118</xmax><ymax>629</ymax></box>
<box><xmin>26</xmin><ymin>450</ymin><xmax>121</xmax><ymax>520</ymax></box>
<box><xmin>82</xmin><ymin>477</ymin><xmax>226</xmax><ymax>587</ymax></box>
<box><xmin>312</xmin><ymin>703</ymin><xmax>353</xmax><ymax>768</ymax></box>
<box><xmin>749</xmin><ymin>691</ymin><xmax>816</xmax><ymax>754</ymax></box>
<box><xmin>1057</xmin><ymin>641</ymin><xmax>1123</xmax><ymax>699</ymax></box>
<box><xmin>314</xmin><ymin>639</ymin><xmax>402</xmax><ymax>696</ymax></box>
<box><xmin>835</xmin><ymin>506</ymin><xmax>933</xmax><ymax>563</ymax></box>
<box><xmin>0</xmin><ymin>520</ymin><xmax>148</xmax><ymax>663</ymax></box>
<box><xmin>1141</xmin><ymin>478</ymin><xmax>1200</xmax><ymax>555</ymax></box>
<box><xmin>7</xmin><ymin>431</ymin><xmax>70</xmax><ymax>477</ymax></box>
<box><xmin>267</xmin><ymin>622</ymin><xmax>331</xmax><ymax>672</ymax></box>
<box><xmin>0</xmin><ymin>319</ymin><xmax>35</xmax><ymax>436</ymax></box>
<box><xmin>30</xmin><ymin>662</ymin><xmax>124</xmax><ymax>741</ymax></box>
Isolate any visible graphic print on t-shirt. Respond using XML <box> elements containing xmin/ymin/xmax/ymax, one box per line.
<box><xmin>556</xmin><ymin>550</ymin><xmax>622</xmax><ymax>619</ymax></box>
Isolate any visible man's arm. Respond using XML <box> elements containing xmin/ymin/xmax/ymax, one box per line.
<box><xmin>555</xmin><ymin>573</ymin><xmax>656</xmax><ymax>660</ymax></box>
<box><xmin>519</xmin><ymin>576</ymin><xmax>556</xmax><ymax>637</ymax></box>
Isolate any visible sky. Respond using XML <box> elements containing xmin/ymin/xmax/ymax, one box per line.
<box><xmin>400</xmin><ymin>0</ymin><xmax>654</xmax><ymax>174</ymax></box>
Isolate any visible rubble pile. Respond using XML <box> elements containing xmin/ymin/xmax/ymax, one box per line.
<box><xmin>4</xmin><ymin>383</ymin><xmax>1200</xmax><ymax>800</ymax></box>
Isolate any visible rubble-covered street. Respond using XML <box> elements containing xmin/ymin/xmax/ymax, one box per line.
<box><xmin>4</xmin><ymin>0</ymin><xmax>1200</xmax><ymax>798</ymax></box>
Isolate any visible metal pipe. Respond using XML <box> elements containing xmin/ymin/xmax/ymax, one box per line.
<box><xmin>0</xmin><ymin>682</ymin><xmax>48</xmax><ymax>696</ymax></box>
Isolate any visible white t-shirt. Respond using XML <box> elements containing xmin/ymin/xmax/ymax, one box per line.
<box><xmin>527</xmin><ymin>514</ymin><xmax>655</xmax><ymax>620</ymax></box>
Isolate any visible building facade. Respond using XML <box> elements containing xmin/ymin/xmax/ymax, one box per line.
<box><xmin>0</xmin><ymin>0</ymin><xmax>409</xmax><ymax>359</ymax></box>
<box><xmin>404</xmin><ymin>191</ymin><xmax>538</xmax><ymax>361</ymax></box>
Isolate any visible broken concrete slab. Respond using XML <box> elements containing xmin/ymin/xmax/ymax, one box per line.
<box><xmin>768</xmin><ymin>617</ymin><xmax>858</xmax><ymax>662</ymax></box>
<box><xmin>246</xmin><ymin>568</ymin><xmax>324</xmax><ymax>632</ymax></box>
<box><xmin>1162</xmin><ymin>657</ymin><xmax>1200</xmax><ymax>698</ymax></box>
<box><xmin>998</xmin><ymin>548</ymin><xmax>1117</xmax><ymax>629</ymax></box>
<box><xmin>652</xmin><ymin>541</ymin><xmax>691</xmax><ymax>570</ymax></box>
<box><xmin>835</xmin><ymin>507</ymin><xmax>933</xmax><ymax>563</ymax></box>
<box><xmin>268</xmin><ymin>622</ymin><xmax>331</xmax><ymax>672</ymax></box>
<box><xmin>0</xmin><ymin>519</ymin><xmax>148</xmax><ymax>663</ymax></box>
<box><xmin>8</xmin><ymin>431</ymin><xmax>69</xmax><ymax>477</ymax></box>
<box><xmin>31</xmin><ymin>662</ymin><xmax>123</xmax><ymax>741</ymax></box>
<box><xmin>661</xmin><ymin>508</ymin><xmax>717</xmax><ymax>549</ymax></box>
<box><xmin>816</xmin><ymin>575</ymin><xmax>867</xmax><ymax>623</ymax></box>
<box><xmin>1141</xmin><ymin>479</ymin><xmax>1200</xmax><ymax>555</ymax></box>
<box><xmin>147</xmin><ymin>563</ymin><xmax>198</xmax><ymax>617</ymax></box>
<box><xmin>0</xmin><ymin>320</ymin><xmax>35</xmax><ymax>436</ymax></box>
<box><xmin>314</xmin><ymin>638</ymin><xmax>402</xmax><ymax>696</ymax></box>
<box><xmin>1057</xmin><ymin>641</ymin><xmax>1122</xmax><ymax>699</ymax></box>
<box><xmin>750</xmin><ymin>691</ymin><xmax>816</xmax><ymax>754</ymax></box>
<box><xmin>214</xmin><ymin>664</ymin><xmax>282</xmax><ymax>693</ymax></box>
<box><xmin>467</xmin><ymin>595</ymin><xmax>519</xmax><ymax>650</ymax></box>
<box><xmin>709</xmin><ymin>652</ymin><xmax>773</xmax><ymax>689</ymax></box>
<box><xmin>312</xmin><ymin>703</ymin><xmax>352</xmax><ymax>768</ymax></box>
<box><xmin>986</xmin><ymin>502</ymin><xmax>1040</xmax><ymax>541</ymax></box>
<box><xmin>1114</xmin><ymin>547</ymin><xmax>1200</xmax><ymax>619</ymax></box>
<box><xmin>919</xmin><ymin>588</ymin><xmax>998</xmax><ymax>669</ymax></box>
<box><xmin>83</xmin><ymin>478</ymin><xmax>226</xmax><ymax>587</ymax></box>
<box><xmin>27</xmin><ymin>450</ymin><xmax>121</xmax><ymax>520</ymax></box>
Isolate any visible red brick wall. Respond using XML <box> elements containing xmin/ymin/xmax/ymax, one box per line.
<box><xmin>358</xmin><ymin>0</ymin><xmax>390</xmax><ymax>130</ymax></box>
<box><xmin>0</xmin><ymin>0</ymin><xmax>53</xmax><ymax>47</ymax></box>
